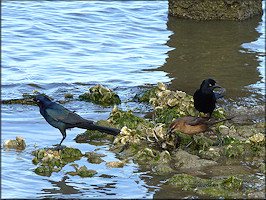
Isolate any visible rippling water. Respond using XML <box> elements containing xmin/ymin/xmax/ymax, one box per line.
<box><xmin>2</xmin><ymin>1</ymin><xmax>265</xmax><ymax>199</ymax></box>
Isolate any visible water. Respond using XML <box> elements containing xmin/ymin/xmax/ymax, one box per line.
<box><xmin>1</xmin><ymin>1</ymin><xmax>265</xmax><ymax>199</ymax></box>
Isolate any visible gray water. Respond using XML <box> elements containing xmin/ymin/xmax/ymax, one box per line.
<box><xmin>1</xmin><ymin>1</ymin><xmax>265</xmax><ymax>199</ymax></box>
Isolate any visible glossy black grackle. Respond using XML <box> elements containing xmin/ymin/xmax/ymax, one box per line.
<box><xmin>32</xmin><ymin>95</ymin><xmax>120</xmax><ymax>146</ymax></box>
<box><xmin>167</xmin><ymin>116</ymin><xmax>232</xmax><ymax>148</ymax></box>
<box><xmin>193</xmin><ymin>78</ymin><xmax>225</xmax><ymax>117</ymax></box>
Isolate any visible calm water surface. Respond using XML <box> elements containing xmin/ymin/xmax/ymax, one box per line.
<box><xmin>1</xmin><ymin>1</ymin><xmax>265</xmax><ymax>199</ymax></box>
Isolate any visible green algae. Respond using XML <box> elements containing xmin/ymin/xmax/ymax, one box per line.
<box><xmin>78</xmin><ymin>84</ymin><xmax>121</xmax><ymax>106</ymax></box>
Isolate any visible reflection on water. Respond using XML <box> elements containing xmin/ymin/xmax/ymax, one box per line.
<box><xmin>156</xmin><ymin>14</ymin><xmax>265</xmax><ymax>108</ymax></box>
<box><xmin>41</xmin><ymin>176</ymin><xmax>82</xmax><ymax>198</ymax></box>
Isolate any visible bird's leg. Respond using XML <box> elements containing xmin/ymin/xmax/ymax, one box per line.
<box><xmin>208</xmin><ymin>128</ymin><xmax>222</xmax><ymax>146</ymax></box>
<box><xmin>184</xmin><ymin>135</ymin><xmax>194</xmax><ymax>149</ymax></box>
<box><xmin>214</xmin><ymin>131</ymin><xmax>223</xmax><ymax>146</ymax></box>
<box><xmin>58</xmin><ymin>129</ymin><xmax>66</xmax><ymax>146</ymax></box>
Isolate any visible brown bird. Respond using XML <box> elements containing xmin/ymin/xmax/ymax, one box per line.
<box><xmin>167</xmin><ymin>116</ymin><xmax>232</xmax><ymax>149</ymax></box>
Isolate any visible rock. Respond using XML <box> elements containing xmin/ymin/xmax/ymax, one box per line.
<box><xmin>219</xmin><ymin>125</ymin><xmax>230</xmax><ymax>135</ymax></box>
<box><xmin>106</xmin><ymin>160</ymin><xmax>128</xmax><ymax>168</ymax></box>
<box><xmin>120</xmin><ymin>126</ymin><xmax>134</xmax><ymax>136</ymax></box>
<box><xmin>3</xmin><ymin>136</ymin><xmax>26</xmax><ymax>150</ymax></box>
<box><xmin>249</xmin><ymin>133</ymin><xmax>265</xmax><ymax>145</ymax></box>
<box><xmin>3</xmin><ymin>140</ymin><xmax>18</xmax><ymax>149</ymax></box>
<box><xmin>167</xmin><ymin>174</ymin><xmax>244</xmax><ymax>198</ymax></box>
<box><xmin>172</xmin><ymin>149</ymin><xmax>217</xmax><ymax>169</ymax></box>
<box><xmin>78</xmin><ymin>84</ymin><xmax>121</xmax><ymax>106</ymax></box>
<box><xmin>67</xmin><ymin>164</ymin><xmax>97</xmax><ymax>177</ymax></box>
<box><xmin>1</xmin><ymin>91</ymin><xmax>52</xmax><ymax>105</ymax></box>
<box><xmin>32</xmin><ymin>146</ymin><xmax>83</xmax><ymax>176</ymax></box>
<box><xmin>157</xmin><ymin>82</ymin><xmax>167</xmax><ymax>91</ymax></box>
<box><xmin>199</xmin><ymin>146</ymin><xmax>221</xmax><ymax>161</ymax></box>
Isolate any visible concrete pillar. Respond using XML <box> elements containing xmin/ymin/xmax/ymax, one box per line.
<box><xmin>168</xmin><ymin>0</ymin><xmax>263</xmax><ymax>20</ymax></box>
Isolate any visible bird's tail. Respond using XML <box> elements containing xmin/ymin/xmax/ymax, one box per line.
<box><xmin>208</xmin><ymin>116</ymin><xmax>234</xmax><ymax>125</ymax></box>
<box><xmin>77</xmin><ymin>122</ymin><xmax>120</xmax><ymax>136</ymax></box>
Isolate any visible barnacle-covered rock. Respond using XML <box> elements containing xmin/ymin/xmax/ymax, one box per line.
<box><xmin>32</xmin><ymin>146</ymin><xmax>83</xmax><ymax>176</ymax></box>
<box><xmin>134</xmin><ymin>82</ymin><xmax>226</xmax><ymax>125</ymax></box>
<box><xmin>248</xmin><ymin>133</ymin><xmax>265</xmax><ymax>145</ymax></box>
<box><xmin>157</xmin><ymin>82</ymin><xmax>167</xmax><ymax>91</ymax></box>
<box><xmin>78</xmin><ymin>84</ymin><xmax>121</xmax><ymax>106</ymax></box>
<box><xmin>3</xmin><ymin>136</ymin><xmax>26</xmax><ymax>150</ymax></box>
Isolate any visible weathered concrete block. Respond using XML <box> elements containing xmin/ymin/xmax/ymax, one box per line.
<box><xmin>168</xmin><ymin>0</ymin><xmax>263</xmax><ymax>21</ymax></box>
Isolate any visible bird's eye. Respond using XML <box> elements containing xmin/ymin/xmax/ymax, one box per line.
<box><xmin>209</xmin><ymin>83</ymin><xmax>213</xmax><ymax>87</ymax></box>
<box><xmin>37</xmin><ymin>100</ymin><xmax>40</xmax><ymax>103</ymax></box>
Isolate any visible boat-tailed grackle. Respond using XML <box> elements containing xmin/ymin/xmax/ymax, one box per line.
<box><xmin>32</xmin><ymin>95</ymin><xmax>120</xmax><ymax>146</ymax></box>
<box><xmin>167</xmin><ymin>116</ymin><xmax>232</xmax><ymax>148</ymax></box>
<box><xmin>193</xmin><ymin>78</ymin><xmax>225</xmax><ymax>117</ymax></box>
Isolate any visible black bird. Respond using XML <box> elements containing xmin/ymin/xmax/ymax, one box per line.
<box><xmin>193</xmin><ymin>78</ymin><xmax>225</xmax><ymax>117</ymax></box>
<box><xmin>167</xmin><ymin>116</ymin><xmax>232</xmax><ymax>148</ymax></box>
<box><xmin>32</xmin><ymin>95</ymin><xmax>120</xmax><ymax>146</ymax></box>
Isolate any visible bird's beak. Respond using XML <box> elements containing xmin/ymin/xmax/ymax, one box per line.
<box><xmin>214</xmin><ymin>83</ymin><xmax>226</xmax><ymax>93</ymax></box>
<box><xmin>213</xmin><ymin>83</ymin><xmax>222</xmax><ymax>89</ymax></box>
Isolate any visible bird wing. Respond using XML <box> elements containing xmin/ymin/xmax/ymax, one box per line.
<box><xmin>186</xmin><ymin>117</ymin><xmax>210</xmax><ymax>126</ymax></box>
<box><xmin>46</xmin><ymin>103</ymin><xmax>93</xmax><ymax>125</ymax></box>
<box><xmin>214</xmin><ymin>92</ymin><xmax>225</xmax><ymax>100</ymax></box>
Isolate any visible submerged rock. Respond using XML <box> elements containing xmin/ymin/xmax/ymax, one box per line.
<box><xmin>1</xmin><ymin>90</ymin><xmax>51</xmax><ymax>105</ymax></box>
<box><xmin>78</xmin><ymin>84</ymin><xmax>121</xmax><ymax>106</ymax></box>
<box><xmin>84</xmin><ymin>152</ymin><xmax>106</xmax><ymax>164</ymax></box>
<box><xmin>3</xmin><ymin>136</ymin><xmax>26</xmax><ymax>150</ymax></box>
<box><xmin>167</xmin><ymin>174</ymin><xmax>244</xmax><ymax>198</ymax></box>
<box><xmin>67</xmin><ymin>164</ymin><xmax>97</xmax><ymax>177</ymax></box>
